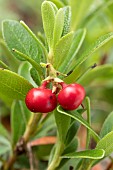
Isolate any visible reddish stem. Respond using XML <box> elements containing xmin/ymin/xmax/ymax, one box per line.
<box><xmin>40</xmin><ymin>81</ymin><xmax>49</xmax><ymax>89</ymax></box>
<box><xmin>59</xmin><ymin>82</ymin><xmax>67</xmax><ymax>89</ymax></box>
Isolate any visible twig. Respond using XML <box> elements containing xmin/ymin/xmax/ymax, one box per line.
<box><xmin>27</xmin><ymin>144</ymin><xmax>34</xmax><ymax>170</ymax></box>
<box><xmin>105</xmin><ymin>161</ymin><xmax>113</xmax><ymax>170</ymax></box>
<box><xmin>3</xmin><ymin>113</ymin><xmax>42</xmax><ymax>170</ymax></box>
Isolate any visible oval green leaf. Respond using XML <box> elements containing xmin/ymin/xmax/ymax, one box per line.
<box><xmin>65</xmin><ymin>121</ymin><xmax>80</xmax><ymax>145</ymax></box>
<box><xmin>61</xmin><ymin>149</ymin><xmax>105</xmax><ymax>159</ymax></box>
<box><xmin>54</xmin><ymin>109</ymin><xmax>71</xmax><ymax>142</ymax></box>
<box><xmin>18</xmin><ymin>61</ymin><xmax>38</xmax><ymax>86</ymax></box>
<box><xmin>100</xmin><ymin>111</ymin><xmax>113</xmax><ymax>138</ymax></box>
<box><xmin>75</xmin><ymin>32</ymin><xmax>113</xmax><ymax>70</ymax></box>
<box><xmin>54</xmin><ymin>31</ymin><xmax>74</xmax><ymax>69</ymax></box>
<box><xmin>62</xmin><ymin>6</ymin><xmax>71</xmax><ymax>36</ymax></box>
<box><xmin>0</xmin><ymin>69</ymin><xmax>33</xmax><ymax>100</ymax></box>
<box><xmin>59</xmin><ymin>29</ymin><xmax>86</xmax><ymax>73</ymax></box>
<box><xmin>63</xmin><ymin>137</ymin><xmax>78</xmax><ymax>155</ymax></box>
<box><xmin>0</xmin><ymin>145</ymin><xmax>11</xmax><ymax>156</ymax></box>
<box><xmin>30</xmin><ymin>67</ymin><xmax>41</xmax><ymax>86</ymax></box>
<box><xmin>78</xmin><ymin>65</ymin><xmax>113</xmax><ymax>86</ymax></box>
<box><xmin>0</xmin><ymin>124</ymin><xmax>10</xmax><ymax>140</ymax></box>
<box><xmin>0</xmin><ymin>136</ymin><xmax>11</xmax><ymax>155</ymax></box>
<box><xmin>41</xmin><ymin>1</ymin><xmax>57</xmax><ymax>49</ymax></box>
<box><xmin>2</xmin><ymin>20</ymin><xmax>42</xmax><ymax>63</ymax></box>
<box><xmin>57</xmin><ymin>106</ymin><xmax>100</xmax><ymax>142</ymax></box>
<box><xmin>66</xmin><ymin>32</ymin><xmax>113</xmax><ymax>82</ymax></box>
<box><xmin>53</xmin><ymin>8</ymin><xmax>64</xmax><ymax>47</ymax></box>
<box><xmin>96</xmin><ymin>131</ymin><xmax>113</xmax><ymax>156</ymax></box>
<box><xmin>11</xmin><ymin>101</ymin><xmax>31</xmax><ymax>146</ymax></box>
<box><xmin>48</xmin><ymin>0</ymin><xmax>64</xmax><ymax>8</ymax></box>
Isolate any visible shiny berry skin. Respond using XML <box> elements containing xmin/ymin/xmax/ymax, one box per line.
<box><xmin>25</xmin><ymin>88</ymin><xmax>57</xmax><ymax>113</ymax></box>
<box><xmin>58</xmin><ymin>83</ymin><xmax>85</xmax><ymax>110</ymax></box>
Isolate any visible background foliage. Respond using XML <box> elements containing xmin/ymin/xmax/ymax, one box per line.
<box><xmin>1</xmin><ymin>0</ymin><xmax>113</xmax><ymax>169</ymax></box>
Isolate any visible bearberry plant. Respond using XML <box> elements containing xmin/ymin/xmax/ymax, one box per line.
<box><xmin>1</xmin><ymin>0</ymin><xmax>113</xmax><ymax>170</ymax></box>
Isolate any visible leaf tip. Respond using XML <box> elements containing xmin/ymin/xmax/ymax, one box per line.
<box><xmin>20</xmin><ymin>20</ymin><xmax>24</xmax><ymax>24</ymax></box>
<box><xmin>12</xmin><ymin>48</ymin><xmax>15</xmax><ymax>52</ymax></box>
<box><xmin>41</xmin><ymin>1</ymin><xmax>50</xmax><ymax>8</ymax></box>
<box><xmin>101</xmin><ymin>149</ymin><xmax>105</xmax><ymax>158</ymax></box>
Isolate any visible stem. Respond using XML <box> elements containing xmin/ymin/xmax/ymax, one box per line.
<box><xmin>4</xmin><ymin>154</ymin><xmax>17</xmax><ymax>170</ymax></box>
<box><xmin>27</xmin><ymin>144</ymin><xmax>35</xmax><ymax>170</ymax></box>
<box><xmin>86</xmin><ymin>97</ymin><xmax>91</xmax><ymax>149</ymax></box>
<box><xmin>47</xmin><ymin>138</ymin><xmax>64</xmax><ymax>170</ymax></box>
<box><xmin>47</xmin><ymin>49</ymin><xmax>54</xmax><ymax>64</ymax></box>
<box><xmin>23</xmin><ymin>113</ymin><xmax>42</xmax><ymax>143</ymax></box>
<box><xmin>3</xmin><ymin>113</ymin><xmax>42</xmax><ymax>170</ymax></box>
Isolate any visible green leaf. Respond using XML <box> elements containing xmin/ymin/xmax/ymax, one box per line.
<box><xmin>53</xmin><ymin>8</ymin><xmax>64</xmax><ymax>47</ymax></box>
<box><xmin>62</xmin><ymin>6</ymin><xmax>71</xmax><ymax>36</ymax></box>
<box><xmin>0</xmin><ymin>135</ymin><xmax>11</xmax><ymax>146</ymax></box>
<box><xmin>11</xmin><ymin>101</ymin><xmax>31</xmax><ymax>146</ymax></box>
<box><xmin>65</xmin><ymin>120</ymin><xmax>80</xmax><ymax>145</ymax></box>
<box><xmin>57</xmin><ymin>106</ymin><xmax>100</xmax><ymax>142</ymax></box>
<box><xmin>2</xmin><ymin>20</ymin><xmax>43</xmax><ymax>63</ymax></box>
<box><xmin>61</xmin><ymin>0</ymin><xmax>68</xmax><ymax>5</ymax></box>
<box><xmin>65</xmin><ymin>32</ymin><xmax>113</xmax><ymax>82</ymax></box>
<box><xmin>48</xmin><ymin>145</ymin><xmax>56</xmax><ymax>165</ymax></box>
<box><xmin>12</xmin><ymin>49</ymin><xmax>43</xmax><ymax>77</ymax></box>
<box><xmin>0</xmin><ymin>69</ymin><xmax>33</xmax><ymax>100</ymax></box>
<box><xmin>30</xmin><ymin>67</ymin><xmax>41</xmax><ymax>86</ymax></box>
<box><xmin>0</xmin><ymin>145</ymin><xmax>10</xmax><ymax>156</ymax></box>
<box><xmin>18</xmin><ymin>61</ymin><xmax>38</xmax><ymax>86</ymax></box>
<box><xmin>81</xmin><ymin>0</ymin><xmax>113</xmax><ymax>27</ymax></box>
<box><xmin>78</xmin><ymin>65</ymin><xmax>113</xmax><ymax>86</ymax></box>
<box><xmin>48</xmin><ymin>0</ymin><xmax>64</xmax><ymax>8</ymax></box>
<box><xmin>0</xmin><ymin>136</ymin><xmax>11</xmax><ymax>155</ymax></box>
<box><xmin>100</xmin><ymin>111</ymin><xmax>113</xmax><ymax>138</ymax></box>
<box><xmin>96</xmin><ymin>131</ymin><xmax>113</xmax><ymax>156</ymax></box>
<box><xmin>0</xmin><ymin>60</ymin><xmax>10</xmax><ymax>70</ymax></box>
<box><xmin>0</xmin><ymin>38</ymin><xmax>19</xmax><ymax>72</ymax></box>
<box><xmin>20</xmin><ymin>21</ymin><xmax>47</xmax><ymax>62</ymax></box>
<box><xmin>75</xmin><ymin>32</ymin><xmax>113</xmax><ymax>70</ymax></box>
<box><xmin>0</xmin><ymin>91</ymin><xmax>13</xmax><ymax>107</ymax></box>
<box><xmin>63</xmin><ymin>137</ymin><xmax>78</xmax><ymax>154</ymax></box>
<box><xmin>19</xmin><ymin>101</ymin><xmax>32</xmax><ymax>124</ymax></box>
<box><xmin>59</xmin><ymin>29</ymin><xmax>86</xmax><ymax>73</ymax></box>
<box><xmin>70</xmin><ymin>0</ymin><xmax>93</xmax><ymax>30</ymax></box>
<box><xmin>58</xmin><ymin>157</ymin><xmax>81</xmax><ymax>170</ymax></box>
<box><xmin>54</xmin><ymin>31</ymin><xmax>74</xmax><ymax>69</ymax></box>
<box><xmin>41</xmin><ymin>1</ymin><xmax>58</xmax><ymax>49</ymax></box>
<box><xmin>54</xmin><ymin>109</ymin><xmax>71</xmax><ymax>142</ymax></box>
<box><xmin>49</xmin><ymin>1</ymin><xmax>58</xmax><ymax>12</ymax></box>
<box><xmin>0</xmin><ymin>124</ymin><xmax>10</xmax><ymax>140</ymax></box>
<box><xmin>61</xmin><ymin>149</ymin><xmax>105</xmax><ymax>159</ymax></box>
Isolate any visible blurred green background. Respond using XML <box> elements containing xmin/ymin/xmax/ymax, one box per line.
<box><xmin>0</xmin><ymin>0</ymin><xmax>113</xmax><ymax>143</ymax></box>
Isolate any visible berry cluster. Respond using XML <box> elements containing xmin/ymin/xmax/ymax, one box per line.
<box><xmin>25</xmin><ymin>81</ymin><xmax>85</xmax><ymax>113</ymax></box>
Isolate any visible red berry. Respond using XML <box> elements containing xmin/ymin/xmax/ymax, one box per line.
<box><xmin>58</xmin><ymin>83</ymin><xmax>85</xmax><ymax>110</ymax></box>
<box><xmin>25</xmin><ymin>85</ymin><xmax>57</xmax><ymax>113</ymax></box>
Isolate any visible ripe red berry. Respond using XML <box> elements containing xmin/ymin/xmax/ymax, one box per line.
<box><xmin>25</xmin><ymin>82</ymin><xmax>57</xmax><ymax>113</ymax></box>
<box><xmin>58</xmin><ymin>83</ymin><xmax>85</xmax><ymax>110</ymax></box>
